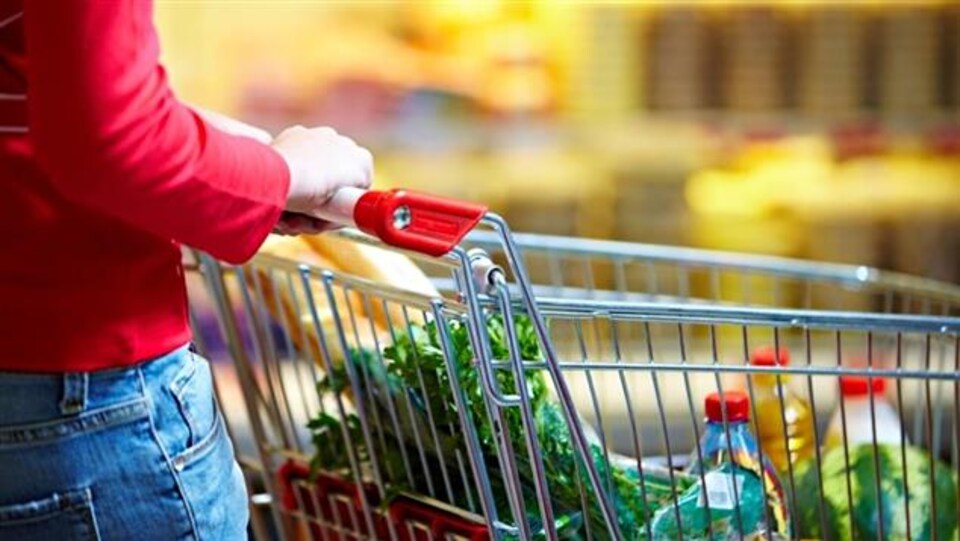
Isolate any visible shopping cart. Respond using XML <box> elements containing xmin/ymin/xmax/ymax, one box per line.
<box><xmin>189</xmin><ymin>188</ymin><xmax>960</xmax><ymax>540</ymax></box>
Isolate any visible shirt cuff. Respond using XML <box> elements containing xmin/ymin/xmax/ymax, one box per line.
<box><xmin>195</xmin><ymin>116</ymin><xmax>290</xmax><ymax>263</ymax></box>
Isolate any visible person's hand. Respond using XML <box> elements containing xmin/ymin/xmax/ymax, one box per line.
<box><xmin>271</xmin><ymin>126</ymin><xmax>373</xmax><ymax>216</ymax></box>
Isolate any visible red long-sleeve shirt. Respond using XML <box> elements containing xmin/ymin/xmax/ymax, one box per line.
<box><xmin>0</xmin><ymin>1</ymin><xmax>290</xmax><ymax>372</ymax></box>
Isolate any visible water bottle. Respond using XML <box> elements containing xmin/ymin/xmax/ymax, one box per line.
<box><xmin>651</xmin><ymin>391</ymin><xmax>791</xmax><ymax>540</ymax></box>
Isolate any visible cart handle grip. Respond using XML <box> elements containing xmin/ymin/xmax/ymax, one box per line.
<box><xmin>314</xmin><ymin>188</ymin><xmax>487</xmax><ymax>257</ymax></box>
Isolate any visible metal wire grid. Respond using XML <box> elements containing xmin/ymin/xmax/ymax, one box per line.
<box><xmin>459</xmin><ymin>230</ymin><xmax>960</xmax><ymax>317</ymax></box>
<box><xmin>188</xmin><ymin>228</ymin><xmax>960</xmax><ymax>540</ymax></box>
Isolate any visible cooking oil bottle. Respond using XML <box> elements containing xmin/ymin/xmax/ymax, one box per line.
<box><xmin>748</xmin><ymin>346</ymin><xmax>816</xmax><ymax>476</ymax></box>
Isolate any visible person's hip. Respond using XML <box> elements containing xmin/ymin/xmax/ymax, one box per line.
<box><xmin>0</xmin><ymin>344</ymin><xmax>248</xmax><ymax>540</ymax></box>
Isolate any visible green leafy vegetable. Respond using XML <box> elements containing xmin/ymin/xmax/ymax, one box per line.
<box><xmin>309</xmin><ymin>314</ymin><xmax>689</xmax><ymax>539</ymax></box>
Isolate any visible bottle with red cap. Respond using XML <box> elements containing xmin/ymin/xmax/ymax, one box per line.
<box><xmin>748</xmin><ymin>346</ymin><xmax>816</xmax><ymax>476</ymax></box>
<box><xmin>650</xmin><ymin>391</ymin><xmax>791</xmax><ymax>539</ymax></box>
<box><xmin>825</xmin><ymin>375</ymin><xmax>904</xmax><ymax>449</ymax></box>
<box><xmin>688</xmin><ymin>391</ymin><xmax>760</xmax><ymax>473</ymax></box>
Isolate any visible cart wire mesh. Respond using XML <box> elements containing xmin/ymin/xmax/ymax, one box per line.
<box><xmin>189</xmin><ymin>224</ymin><xmax>960</xmax><ymax>541</ymax></box>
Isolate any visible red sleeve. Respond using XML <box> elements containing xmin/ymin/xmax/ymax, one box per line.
<box><xmin>22</xmin><ymin>0</ymin><xmax>289</xmax><ymax>264</ymax></box>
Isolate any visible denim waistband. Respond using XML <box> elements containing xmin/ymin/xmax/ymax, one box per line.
<box><xmin>0</xmin><ymin>344</ymin><xmax>192</xmax><ymax>426</ymax></box>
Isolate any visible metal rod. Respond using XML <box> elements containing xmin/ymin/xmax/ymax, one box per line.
<box><xmin>463</xmin><ymin>231</ymin><xmax>960</xmax><ymax>306</ymax></box>
<box><xmin>611</xmin><ymin>318</ymin><xmax>654</xmax><ymax>541</ymax></box>
<box><xmin>198</xmin><ymin>254</ymin><xmax>288</xmax><ymax>538</ymax></box>
<box><xmin>836</xmin><ymin>331</ymin><xmax>857</xmax><ymax>540</ymax></box>
<box><xmin>865</xmin><ymin>332</ymin><xmax>886</xmax><ymax>541</ymax></box>
<box><xmin>923</xmin><ymin>334</ymin><xmax>939</xmax><ymax>541</ymax></box>
<box><xmin>496</xmin><ymin>282</ymin><xmax>558</xmax><ymax>541</ymax></box>
<box><xmin>643</xmin><ymin>321</ymin><xmax>685</xmax><ymax>539</ymax></box>
<box><xmin>740</xmin><ymin>326</ymin><xmax>774</xmax><ymax>539</ymax></box>
<box><xmin>896</xmin><ymin>332</ymin><xmax>914</xmax><ymax>539</ymax></box>
<box><xmin>431</xmin><ymin>301</ymin><xmax>508</xmax><ymax>540</ymax></box>
<box><xmin>804</xmin><ymin>327</ymin><xmax>829</xmax><ymax>541</ymax></box>
<box><xmin>483</xmin><ymin>215</ymin><xmax>623</xmax><ymax>540</ymax></box>
<box><xmin>309</xmin><ymin>269</ymin><xmax>387</xmax><ymax>540</ymax></box>
<box><xmin>772</xmin><ymin>328</ymin><xmax>798</xmax><ymax>534</ymax></box>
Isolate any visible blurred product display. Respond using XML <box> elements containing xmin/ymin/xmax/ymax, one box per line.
<box><xmin>879</xmin><ymin>7</ymin><xmax>940</xmax><ymax>114</ymax></box>
<box><xmin>647</xmin><ymin>7</ymin><xmax>709</xmax><ymax>111</ymax></box>
<box><xmin>722</xmin><ymin>8</ymin><xmax>786</xmax><ymax>112</ymax></box>
<box><xmin>800</xmin><ymin>8</ymin><xmax>865</xmax><ymax>114</ymax></box>
<box><xmin>157</xmin><ymin>0</ymin><xmax>960</xmax><ymax>289</ymax></box>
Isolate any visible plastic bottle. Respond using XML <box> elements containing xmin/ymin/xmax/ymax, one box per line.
<box><xmin>825</xmin><ymin>375</ymin><xmax>904</xmax><ymax>449</ymax></box>
<box><xmin>651</xmin><ymin>391</ymin><xmax>791</xmax><ymax>539</ymax></box>
<box><xmin>687</xmin><ymin>391</ymin><xmax>761</xmax><ymax>474</ymax></box>
<box><xmin>748</xmin><ymin>346</ymin><xmax>817</xmax><ymax>476</ymax></box>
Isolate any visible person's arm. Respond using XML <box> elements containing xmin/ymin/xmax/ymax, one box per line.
<box><xmin>187</xmin><ymin>107</ymin><xmax>338</xmax><ymax>236</ymax></box>
<box><xmin>23</xmin><ymin>1</ymin><xmax>288</xmax><ymax>263</ymax></box>
<box><xmin>190</xmin><ymin>105</ymin><xmax>273</xmax><ymax>145</ymax></box>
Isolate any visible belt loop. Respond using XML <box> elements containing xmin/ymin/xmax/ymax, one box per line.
<box><xmin>60</xmin><ymin>373</ymin><xmax>89</xmax><ymax>415</ymax></box>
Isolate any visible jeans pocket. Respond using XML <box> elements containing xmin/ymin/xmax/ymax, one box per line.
<box><xmin>173</xmin><ymin>415</ymin><xmax>250</xmax><ymax>540</ymax></box>
<box><xmin>0</xmin><ymin>487</ymin><xmax>101</xmax><ymax>540</ymax></box>
<box><xmin>168</xmin><ymin>352</ymin><xmax>217</xmax><ymax>450</ymax></box>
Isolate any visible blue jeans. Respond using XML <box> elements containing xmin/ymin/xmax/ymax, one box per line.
<box><xmin>0</xmin><ymin>345</ymin><xmax>248</xmax><ymax>540</ymax></box>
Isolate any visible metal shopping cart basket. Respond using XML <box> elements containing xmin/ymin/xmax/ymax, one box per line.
<box><xmin>188</xmin><ymin>188</ymin><xmax>960</xmax><ymax>540</ymax></box>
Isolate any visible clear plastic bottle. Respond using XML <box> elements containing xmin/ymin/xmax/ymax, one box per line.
<box><xmin>825</xmin><ymin>375</ymin><xmax>904</xmax><ymax>449</ymax></box>
<box><xmin>651</xmin><ymin>391</ymin><xmax>791</xmax><ymax>539</ymax></box>
<box><xmin>748</xmin><ymin>346</ymin><xmax>817</xmax><ymax>476</ymax></box>
<box><xmin>687</xmin><ymin>392</ymin><xmax>761</xmax><ymax>471</ymax></box>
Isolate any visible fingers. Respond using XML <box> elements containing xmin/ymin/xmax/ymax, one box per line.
<box><xmin>341</xmin><ymin>134</ymin><xmax>374</xmax><ymax>187</ymax></box>
<box><xmin>272</xmin><ymin>124</ymin><xmax>375</xmax><ymax>213</ymax></box>
<box><xmin>356</xmin><ymin>146</ymin><xmax>374</xmax><ymax>187</ymax></box>
<box><xmin>324</xmin><ymin>131</ymin><xmax>373</xmax><ymax>186</ymax></box>
<box><xmin>273</xmin><ymin>212</ymin><xmax>340</xmax><ymax>236</ymax></box>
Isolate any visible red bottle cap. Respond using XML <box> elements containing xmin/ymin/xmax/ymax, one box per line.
<box><xmin>705</xmin><ymin>391</ymin><xmax>750</xmax><ymax>423</ymax></box>
<box><xmin>751</xmin><ymin>346</ymin><xmax>790</xmax><ymax>367</ymax></box>
<box><xmin>839</xmin><ymin>376</ymin><xmax>885</xmax><ymax>397</ymax></box>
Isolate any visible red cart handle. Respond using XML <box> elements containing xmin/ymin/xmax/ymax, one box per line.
<box><xmin>315</xmin><ymin>188</ymin><xmax>487</xmax><ymax>257</ymax></box>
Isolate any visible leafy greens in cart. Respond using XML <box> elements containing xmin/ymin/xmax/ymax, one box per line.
<box><xmin>308</xmin><ymin>314</ymin><xmax>692</xmax><ymax>539</ymax></box>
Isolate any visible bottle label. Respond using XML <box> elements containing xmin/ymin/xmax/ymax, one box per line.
<box><xmin>697</xmin><ymin>471</ymin><xmax>745</xmax><ymax>510</ymax></box>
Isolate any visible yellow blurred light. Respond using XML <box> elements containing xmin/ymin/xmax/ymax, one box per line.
<box><xmin>601</xmin><ymin>0</ymin><xmax>948</xmax><ymax>5</ymax></box>
<box><xmin>426</xmin><ymin>0</ymin><xmax>502</xmax><ymax>25</ymax></box>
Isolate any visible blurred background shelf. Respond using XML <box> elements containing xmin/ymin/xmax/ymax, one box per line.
<box><xmin>158</xmin><ymin>0</ymin><xmax>960</xmax><ymax>284</ymax></box>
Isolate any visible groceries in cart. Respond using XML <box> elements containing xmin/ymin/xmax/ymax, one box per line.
<box><xmin>309</xmin><ymin>312</ymin><xmax>697</xmax><ymax>539</ymax></box>
<box><xmin>748</xmin><ymin>346</ymin><xmax>816</xmax><ymax>476</ymax></box>
<box><xmin>649</xmin><ymin>391</ymin><xmax>791</xmax><ymax>540</ymax></box>
<box><xmin>248</xmin><ymin>232</ymin><xmax>692</xmax><ymax>538</ymax></box>
<box><xmin>196</xmin><ymin>190</ymin><xmax>960</xmax><ymax>541</ymax></box>
<box><xmin>824</xmin><ymin>375</ymin><xmax>903</xmax><ymax>448</ymax></box>
<box><xmin>792</xmin><ymin>375</ymin><xmax>957</xmax><ymax>541</ymax></box>
<box><xmin>252</xmin><ymin>233</ymin><xmax>957</xmax><ymax>540</ymax></box>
